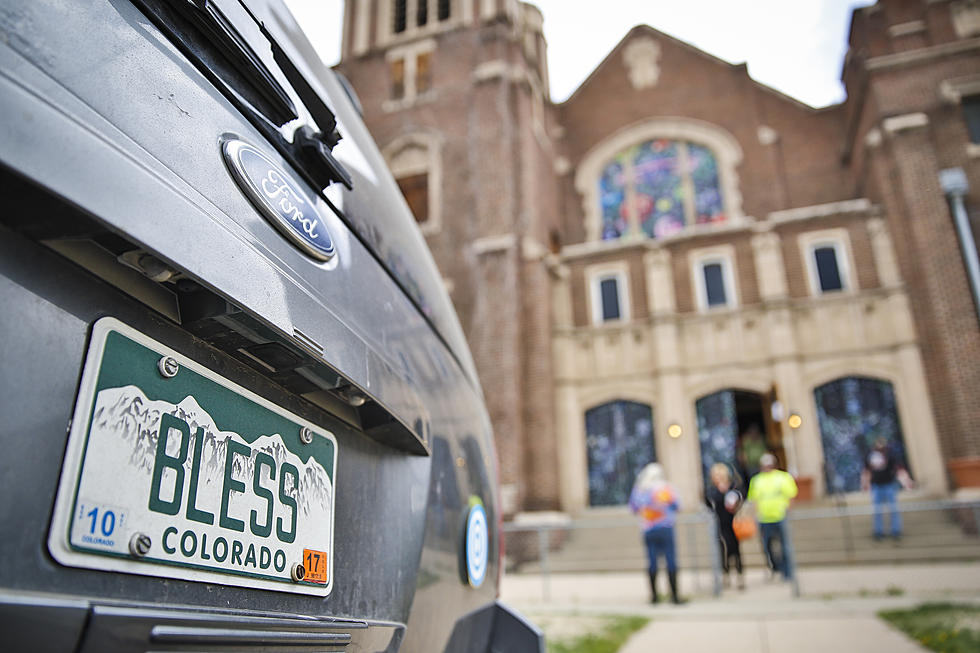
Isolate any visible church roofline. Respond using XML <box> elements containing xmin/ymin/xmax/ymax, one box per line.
<box><xmin>557</xmin><ymin>23</ymin><xmax>843</xmax><ymax>113</ymax></box>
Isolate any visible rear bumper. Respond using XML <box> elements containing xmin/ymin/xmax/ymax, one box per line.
<box><xmin>0</xmin><ymin>592</ymin><xmax>542</xmax><ymax>653</ymax></box>
<box><xmin>0</xmin><ymin>591</ymin><xmax>404</xmax><ymax>653</ymax></box>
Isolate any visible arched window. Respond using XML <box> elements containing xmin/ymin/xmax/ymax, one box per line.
<box><xmin>599</xmin><ymin>140</ymin><xmax>724</xmax><ymax>240</ymax></box>
<box><xmin>584</xmin><ymin>400</ymin><xmax>656</xmax><ymax>506</ymax></box>
<box><xmin>384</xmin><ymin>133</ymin><xmax>442</xmax><ymax>234</ymax></box>
<box><xmin>575</xmin><ymin>118</ymin><xmax>744</xmax><ymax>243</ymax></box>
<box><xmin>814</xmin><ymin>377</ymin><xmax>909</xmax><ymax>493</ymax></box>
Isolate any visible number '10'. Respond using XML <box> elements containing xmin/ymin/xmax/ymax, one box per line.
<box><xmin>87</xmin><ymin>507</ymin><xmax>116</xmax><ymax>537</ymax></box>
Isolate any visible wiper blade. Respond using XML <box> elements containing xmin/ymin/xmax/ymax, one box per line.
<box><xmin>162</xmin><ymin>0</ymin><xmax>297</xmax><ymax>125</ymax></box>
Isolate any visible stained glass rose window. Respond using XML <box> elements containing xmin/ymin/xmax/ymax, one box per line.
<box><xmin>598</xmin><ymin>139</ymin><xmax>725</xmax><ymax>240</ymax></box>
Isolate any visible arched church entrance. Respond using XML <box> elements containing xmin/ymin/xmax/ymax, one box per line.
<box><xmin>584</xmin><ymin>400</ymin><xmax>656</xmax><ymax>506</ymax></box>
<box><xmin>696</xmin><ymin>389</ymin><xmax>783</xmax><ymax>490</ymax></box>
<box><xmin>814</xmin><ymin>377</ymin><xmax>910</xmax><ymax>494</ymax></box>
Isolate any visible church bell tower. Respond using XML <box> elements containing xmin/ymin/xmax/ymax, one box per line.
<box><xmin>337</xmin><ymin>0</ymin><xmax>562</xmax><ymax>515</ymax></box>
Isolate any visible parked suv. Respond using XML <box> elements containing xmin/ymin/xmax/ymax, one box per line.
<box><xmin>0</xmin><ymin>1</ymin><xmax>541</xmax><ymax>650</ymax></box>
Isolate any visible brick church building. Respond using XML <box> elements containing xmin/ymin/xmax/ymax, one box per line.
<box><xmin>336</xmin><ymin>0</ymin><xmax>980</xmax><ymax>514</ymax></box>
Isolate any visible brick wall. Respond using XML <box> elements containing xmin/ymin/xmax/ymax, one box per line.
<box><xmin>339</xmin><ymin>0</ymin><xmax>980</xmax><ymax>514</ymax></box>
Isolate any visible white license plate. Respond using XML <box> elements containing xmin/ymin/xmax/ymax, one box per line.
<box><xmin>49</xmin><ymin>318</ymin><xmax>337</xmax><ymax>596</ymax></box>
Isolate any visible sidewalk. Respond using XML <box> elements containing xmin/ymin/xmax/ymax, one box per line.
<box><xmin>501</xmin><ymin>563</ymin><xmax>980</xmax><ymax>652</ymax></box>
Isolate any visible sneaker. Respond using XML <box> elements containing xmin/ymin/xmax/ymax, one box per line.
<box><xmin>873</xmin><ymin>533</ymin><xmax>884</xmax><ymax>541</ymax></box>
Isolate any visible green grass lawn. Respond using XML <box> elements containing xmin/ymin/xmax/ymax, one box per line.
<box><xmin>879</xmin><ymin>602</ymin><xmax>980</xmax><ymax>653</ymax></box>
<box><xmin>548</xmin><ymin>615</ymin><xmax>649</xmax><ymax>653</ymax></box>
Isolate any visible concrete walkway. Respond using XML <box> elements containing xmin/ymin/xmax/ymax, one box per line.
<box><xmin>501</xmin><ymin>563</ymin><xmax>980</xmax><ymax>652</ymax></box>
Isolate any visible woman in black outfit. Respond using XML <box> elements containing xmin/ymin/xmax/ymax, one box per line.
<box><xmin>705</xmin><ymin>463</ymin><xmax>745</xmax><ymax>589</ymax></box>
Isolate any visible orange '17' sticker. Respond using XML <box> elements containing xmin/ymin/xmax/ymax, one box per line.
<box><xmin>303</xmin><ymin>548</ymin><xmax>328</xmax><ymax>584</ymax></box>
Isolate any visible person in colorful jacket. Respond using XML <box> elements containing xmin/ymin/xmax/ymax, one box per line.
<box><xmin>629</xmin><ymin>463</ymin><xmax>685</xmax><ymax>604</ymax></box>
<box><xmin>746</xmin><ymin>453</ymin><xmax>798</xmax><ymax>580</ymax></box>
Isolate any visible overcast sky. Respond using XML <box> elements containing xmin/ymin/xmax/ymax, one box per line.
<box><xmin>283</xmin><ymin>0</ymin><xmax>876</xmax><ymax>108</ymax></box>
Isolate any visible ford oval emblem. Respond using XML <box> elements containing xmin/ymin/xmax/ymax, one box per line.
<box><xmin>222</xmin><ymin>139</ymin><xmax>336</xmax><ymax>261</ymax></box>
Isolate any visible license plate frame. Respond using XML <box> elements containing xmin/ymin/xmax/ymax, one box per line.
<box><xmin>48</xmin><ymin>317</ymin><xmax>337</xmax><ymax>596</ymax></box>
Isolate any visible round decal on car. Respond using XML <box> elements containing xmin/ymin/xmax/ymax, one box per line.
<box><xmin>464</xmin><ymin>501</ymin><xmax>489</xmax><ymax>588</ymax></box>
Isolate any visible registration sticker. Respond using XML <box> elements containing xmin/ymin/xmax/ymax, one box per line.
<box><xmin>302</xmin><ymin>548</ymin><xmax>329</xmax><ymax>584</ymax></box>
<box><xmin>48</xmin><ymin>318</ymin><xmax>337</xmax><ymax>596</ymax></box>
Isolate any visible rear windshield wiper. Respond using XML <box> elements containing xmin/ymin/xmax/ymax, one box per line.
<box><xmin>134</xmin><ymin>0</ymin><xmax>351</xmax><ymax>191</ymax></box>
<box><xmin>166</xmin><ymin>0</ymin><xmax>297</xmax><ymax>125</ymax></box>
<box><xmin>133</xmin><ymin>0</ymin><xmax>297</xmax><ymax>126</ymax></box>
<box><xmin>237</xmin><ymin>1</ymin><xmax>353</xmax><ymax>190</ymax></box>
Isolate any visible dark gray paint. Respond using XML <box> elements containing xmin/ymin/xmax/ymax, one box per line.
<box><xmin>0</xmin><ymin>0</ymin><xmax>538</xmax><ymax>650</ymax></box>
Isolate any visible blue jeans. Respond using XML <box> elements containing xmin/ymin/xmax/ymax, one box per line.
<box><xmin>871</xmin><ymin>482</ymin><xmax>902</xmax><ymax>536</ymax></box>
<box><xmin>759</xmin><ymin>520</ymin><xmax>794</xmax><ymax>580</ymax></box>
<box><xmin>643</xmin><ymin>526</ymin><xmax>677</xmax><ymax>573</ymax></box>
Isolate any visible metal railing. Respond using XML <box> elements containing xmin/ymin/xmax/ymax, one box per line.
<box><xmin>502</xmin><ymin>499</ymin><xmax>980</xmax><ymax>601</ymax></box>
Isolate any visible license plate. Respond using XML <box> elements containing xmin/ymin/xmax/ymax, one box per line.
<box><xmin>49</xmin><ymin>318</ymin><xmax>337</xmax><ymax>596</ymax></box>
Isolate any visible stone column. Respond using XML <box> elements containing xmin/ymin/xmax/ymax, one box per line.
<box><xmin>866</xmin><ymin>217</ymin><xmax>902</xmax><ymax>287</ymax></box>
<box><xmin>645</xmin><ymin>247</ymin><xmax>676</xmax><ymax>314</ymax></box>
<box><xmin>550</xmin><ymin>262</ymin><xmax>585</xmax><ymax>512</ymax></box>
<box><xmin>751</xmin><ymin>230</ymin><xmax>789</xmax><ymax>300</ymax></box>
<box><xmin>554</xmin><ymin>383</ymin><xmax>587</xmax><ymax>514</ymax></box>
<box><xmin>644</xmin><ymin>248</ymin><xmax>698</xmax><ymax>500</ymax></box>
<box><xmin>896</xmin><ymin>343</ymin><xmax>948</xmax><ymax>496</ymax></box>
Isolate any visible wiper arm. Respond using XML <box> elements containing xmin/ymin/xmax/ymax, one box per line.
<box><xmin>237</xmin><ymin>1</ymin><xmax>353</xmax><ymax>191</ymax></box>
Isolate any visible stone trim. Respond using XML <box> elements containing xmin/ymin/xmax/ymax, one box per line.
<box><xmin>574</xmin><ymin>117</ymin><xmax>745</xmax><ymax>243</ymax></box>
<box><xmin>352</xmin><ymin>0</ymin><xmax>371</xmax><ymax>56</ymax></box>
<box><xmin>865</xmin><ymin>128</ymin><xmax>883</xmax><ymax>148</ymax></box>
<box><xmin>644</xmin><ymin>248</ymin><xmax>676</xmax><ymax>314</ymax></box>
<box><xmin>560</xmin><ymin>218</ymin><xmax>757</xmax><ymax>262</ymax></box>
<box><xmin>473</xmin><ymin>59</ymin><xmax>512</xmax><ymax>81</ymax></box>
<box><xmin>470</xmin><ymin>233</ymin><xmax>517</xmax><ymax>255</ymax></box>
<box><xmin>521</xmin><ymin>237</ymin><xmax>548</xmax><ymax>261</ymax></box>
<box><xmin>952</xmin><ymin>0</ymin><xmax>980</xmax><ymax>39</ymax></box>
<box><xmin>883</xmin><ymin>112</ymin><xmax>930</xmax><ymax>133</ymax></box>
<box><xmin>382</xmin><ymin>130</ymin><xmax>443</xmax><ymax>235</ymax></box>
<box><xmin>867</xmin><ymin>217</ymin><xmax>902</xmax><ymax>287</ymax></box>
<box><xmin>622</xmin><ymin>36</ymin><xmax>662</xmax><ymax>90</ymax></box>
<box><xmin>865</xmin><ymin>37</ymin><xmax>980</xmax><ymax>72</ymax></box>
<box><xmin>939</xmin><ymin>74</ymin><xmax>980</xmax><ymax>103</ymax></box>
<box><xmin>757</xmin><ymin>125</ymin><xmax>779</xmax><ymax>145</ymax></box>
<box><xmin>768</xmin><ymin>199</ymin><xmax>873</xmax><ymax>224</ymax></box>
<box><xmin>751</xmin><ymin>231</ymin><xmax>789</xmax><ymax>300</ymax></box>
<box><xmin>554</xmin><ymin>286</ymin><xmax>913</xmax><ymax>335</ymax></box>
<box><xmin>889</xmin><ymin>20</ymin><xmax>927</xmax><ymax>38</ymax></box>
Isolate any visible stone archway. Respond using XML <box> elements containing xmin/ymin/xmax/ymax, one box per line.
<box><xmin>695</xmin><ymin>389</ymin><xmax>770</xmax><ymax>489</ymax></box>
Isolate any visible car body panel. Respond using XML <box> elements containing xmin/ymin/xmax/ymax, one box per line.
<box><xmin>0</xmin><ymin>0</ymin><xmax>541</xmax><ymax>650</ymax></box>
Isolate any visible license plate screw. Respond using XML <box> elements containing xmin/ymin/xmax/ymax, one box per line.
<box><xmin>291</xmin><ymin>563</ymin><xmax>306</xmax><ymax>582</ymax></box>
<box><xmin>129</xmin><ymin>532</ymin><xmax>152</xmax><ymax>558</ymax></box>
<box><xmin>157</xmin><ymin>356</ymin><xmax>179</xmax><ymax>378</ymax></box>
<box><xmin>299</xmin><ymin>426</ymin><xmax>314</xmax><ymax>444</ymax></box>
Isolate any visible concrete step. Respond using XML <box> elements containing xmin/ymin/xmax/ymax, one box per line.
<box><xmin>524</xmin><ymin>526</ymin><xmax>972</xmax><ymax>558</ymax></box>
<box><xmin>520</xmin><ymin>544</ymin><xmax>980</xmax><ymax>573</ymax></box>
<box><xmin>506</xmin><ymin>503</ymin><xmax>980</xmax><ymax>573</ymax></box>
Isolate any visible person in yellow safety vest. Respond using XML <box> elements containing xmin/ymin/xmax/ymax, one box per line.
<box><xmin>746</xmin><ymin>453</ymin><xmax>798</xmax><ymax>580</ymax></box>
